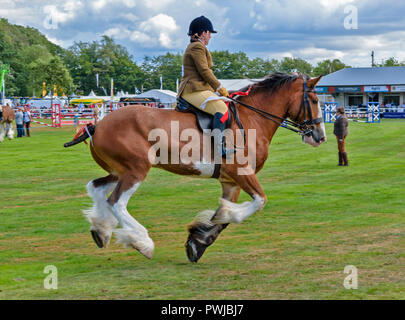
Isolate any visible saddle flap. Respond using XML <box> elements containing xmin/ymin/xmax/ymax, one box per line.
<box><xmin>176</xmin><ymin>97</ymin><xmax>213</xmax><ymax>131</ymax></box>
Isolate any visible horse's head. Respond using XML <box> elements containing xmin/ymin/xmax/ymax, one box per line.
<box><xmin>287</xmin><ymin>74</ymin><xmax>326</xmax><ymax>147</ymax></box>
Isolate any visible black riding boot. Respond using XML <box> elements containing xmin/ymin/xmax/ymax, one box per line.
<box><xmin>342</xmin><ymin>152</ymin><xmax>349</xmax><ymax>166</ymax></box>
<box><xmin>338</xmin><ymin>152</ymin><xmax>343</xmax><ymax>166</ymax></box>
<box><xmin>0</xmin><ymin>111</ymin><xmax>3</xmax><ymax>121</ymax></box>
<box><xmin>212</xmin><ymin>112</ymin><xmax>235</xmax><ymax>159</ymax></box>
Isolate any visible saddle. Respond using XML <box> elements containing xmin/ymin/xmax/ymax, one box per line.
<box><xmin>175</xmin><ymin>96</ymin><xmax>243</xmax><ymax>133</ymax></box>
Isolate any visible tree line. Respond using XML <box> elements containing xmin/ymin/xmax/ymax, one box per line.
<box><xmin>1</xmin><ymin>18</ymin><xmax>404</xmax><ymax>97</ymax></box>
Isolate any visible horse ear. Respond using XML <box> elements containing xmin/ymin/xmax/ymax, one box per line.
<box><xmin>308</xmin><ymin>75</ymin><xmax>323</xmax><ymax>88</ymax></box>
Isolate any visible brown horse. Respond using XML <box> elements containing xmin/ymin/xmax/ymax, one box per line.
<box><xmin>0</xmin><ymin>105</ymin><xmax>15</xmax><ymax>143</ymax></box>
<box><xmin>64</xmin><ymin>73</ymin><xmax>326</xmax><ymax>262</ymax></box>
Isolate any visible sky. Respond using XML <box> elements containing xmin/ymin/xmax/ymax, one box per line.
<box><xmin>1</xmin><ymin>0</ymin><xmax>405</xmax><ymax>67</ymax></box>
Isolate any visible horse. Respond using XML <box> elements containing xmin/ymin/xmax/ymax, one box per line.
<box><xmin>0</xmin><ymin>105</ymin><xmax>15</xmax><ymax>143</ymax></box>
<box><xmin>64</xmin><ymin>72</ymin><xmax>326</xmax><ymax>263</ymax></box>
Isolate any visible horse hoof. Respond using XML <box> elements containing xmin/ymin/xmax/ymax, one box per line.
<box><xmin>90</xmin><ymin>230</ymin><xmax>104</xmax><ymax>248</ymax></box>
<box><xmin>185</xmin><ymin>236</ymin><xmax>208</xmax><ymax>263</ymax></box>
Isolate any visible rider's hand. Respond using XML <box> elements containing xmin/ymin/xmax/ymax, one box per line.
<box><xmin>218</xmin><ymin>87</ymin><xmax>229</xmax><ymax>97</ymax></box>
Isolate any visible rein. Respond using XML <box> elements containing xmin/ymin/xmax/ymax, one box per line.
<box><xmin>228</xmin><ymin>79</ymin><xmax>322</xmax><ymax>137</ymax></box>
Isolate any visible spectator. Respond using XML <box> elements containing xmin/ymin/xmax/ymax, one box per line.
<box><xmin>23</xmin><ymin>107</ymin><xmax>32</xmax><ymax>137</ymax></box>
<box><xmin>73</xmin><ymin>112</ymin><xmax>79</xmax><ymax>131</ymax></box>
<box><xmin>334</xmin><ymin>106</ymin><xmax>349</xmax><ymax>166</ymax></box>
<box><xmin>78</xmin><ymin>102</ymin><xmax>84</xmax><ymax>115</ymax></box>
<box><xmin>15</xmin><ymin>107</ymin><xmax>24</xmax><ymax>138</ymax></box>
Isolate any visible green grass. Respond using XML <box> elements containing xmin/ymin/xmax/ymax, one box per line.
<box><xmin>0</xmin><ymin>120</ymin><xmax>404</xmax><ymax>300</ymax></box>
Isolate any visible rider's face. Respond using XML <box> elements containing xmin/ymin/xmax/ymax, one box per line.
<box><xmin>201</xmin><ymin>31</ymin><xmax>211</xmax><ymax>45</ymax></box>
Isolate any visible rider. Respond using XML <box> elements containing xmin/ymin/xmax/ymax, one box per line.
<box><xmin>178</xmin><ymin>16</ymin><xmax>231</xmax><ymax>158</ymax></box>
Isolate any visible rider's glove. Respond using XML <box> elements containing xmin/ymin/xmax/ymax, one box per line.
<box><xmin>217</xmin><ymin>87</ymin><xmax>229</xmax><ymax>97</ymax></box>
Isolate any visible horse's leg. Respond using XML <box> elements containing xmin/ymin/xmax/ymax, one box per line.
<box><xmin>185</xmin><ymin>181</ymin><xmax>241</xmax><ymax>263</ymax></box>
<box><xmin>211</xmin><ymin>174</ymin><xmax>267</xmax><ymax>225</ymax></box>
<box><xmin>85</xmin><ymin>174</ymin><xmax>119</xmax><ymax>248</ymax></box>
<box><xmin>6</xmin><ymin>122</ymin><xmax>14</xmax><ymax>140</ymax></box>
<box><xmin>107</xmin><ymin>174</ymin><xmax>154</xmax><ymax>259</ymax></box>
<box><xmin>0</xmin><ymin>123</ymin><xmax>5</xmax><ymax>143</ymax></box>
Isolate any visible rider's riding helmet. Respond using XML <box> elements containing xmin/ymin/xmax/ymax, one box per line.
<box><xmin>187</xmin><ymin>16</ymin><xmax>217</xmax><ymax>36</ymax></box>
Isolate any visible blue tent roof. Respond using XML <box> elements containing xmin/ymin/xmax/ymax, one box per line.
<box><xmin>317</xmin><ymin>67</ymin><xmax>405</xmax><ymax>86</ymax></box>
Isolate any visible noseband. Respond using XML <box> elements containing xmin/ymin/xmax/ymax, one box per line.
<box><xmin>228</xmin><ymin>79</ymin><xmax>323</xmax><ymax>137</ymax></box>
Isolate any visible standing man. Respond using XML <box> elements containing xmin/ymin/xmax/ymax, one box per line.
<box><xmin>15</xmin><ymin>107</ymin><xmax>24</xmax><ymax>138</ymax></box>
<box><xmin>334</xmin><ymin>106</ymin><xmax>349</xmax><ymax>166</ymax></box>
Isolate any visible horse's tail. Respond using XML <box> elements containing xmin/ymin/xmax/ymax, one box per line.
<box><xmin>63</xmin><ymin>124</ymin><xmax>96</xmax><ymax>148</ymax></box>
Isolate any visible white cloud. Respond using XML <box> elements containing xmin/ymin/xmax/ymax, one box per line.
<box><xmin>122</xmin><ymin>13</ymin><xmax>139</xmax><ymax>23</ymax></box>
<box><xmin>104</xmin><ymin>27</ymin><xmax>132</xmax><ymax>40</ymax></box>
<box><xmin>91</xmin><ymin>0</ymin><xmax>135</xmax><ymax>12</ymax></box>
<box><xmin>136</xmin><ymin>14</ymin><xmax>180</xmax><ymax>48</ymax></box>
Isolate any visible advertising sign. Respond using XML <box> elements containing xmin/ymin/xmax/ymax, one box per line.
<box><xmin>315</xmin><ymin>86</ymin><xmax>329</xmax><ymax>93</ymax></box>
<box><xmin>334</xmin><ymin>87</ymin><xmax>362</xmax><ymax>93</ymax></box>
<box><xmin>363</xmin><ymin>85</ymin><xmax>389</xmax><ymax>92</ymax></box>
<box><xmin>390</xmin><ymin>85</ymin><xmax>405</xmax><ymax>92</ymax></box>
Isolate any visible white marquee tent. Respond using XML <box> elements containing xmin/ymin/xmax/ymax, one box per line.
<box><xmin>137</xmin><ymin>89</ymin><xmax>177</xmax><ymax>106</ymax></box>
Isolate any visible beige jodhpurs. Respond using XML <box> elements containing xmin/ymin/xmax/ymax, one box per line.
<box><xmin>181</xmin><ymin>90</ymin><xmax>228</xmax><ymax>116</ymax></box>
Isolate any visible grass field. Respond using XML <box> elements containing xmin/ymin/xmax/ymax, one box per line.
<box><xmin>0</xmin><ymin>119</ymin><xmax>404</xmax><ymax>300</ymax></box>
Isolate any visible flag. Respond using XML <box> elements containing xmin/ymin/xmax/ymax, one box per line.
<box><xmin>176</xmin><ymin>78</ymin><xmax>179</xmax><ymax>93</ymax></box>
<box><xmin>54</xmin><ymin>84</ymin><xmax>57</xmax><ymax>97</ymax></box>
<box><xmin>96</xmin><ymin>74</ymin><xmax>99</xmax><ymax>88</ymax></box>
<box><xmin>111</xmin><ymin>78</ymin><xmax>114</xmax><ymax>99</ymax></box>
<box><xmin>135</xmin><ymin>87</ymin><xmax>140</xmax><ymax>94</ymax></box>
<box><xmin>160</xmin><ymin>76</ymin><xmax>163</xmax><ymax>90</ymax></box>
<box><xmin>42</xmin><ymin>82</ymin><xmax>46</xmax><ymax>97</ymax></box>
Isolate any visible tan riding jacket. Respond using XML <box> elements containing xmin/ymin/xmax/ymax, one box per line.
<box><xmin>178</xmin><ymin>41</ymin><xmax>221</xmax><ymax>96</ymax></box>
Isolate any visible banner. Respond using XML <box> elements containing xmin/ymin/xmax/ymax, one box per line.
<box><xmin>363</xmin><ymin>85</ymin><xmax>389</xmax><ymax>92</ymax></box>
<box><xmin>390</xmin><ymin>85</ymin><xmax>405</xmax><ymax>92</ymax></box>
<box><xmin>111</xmin><ymin>78</ymin><xmax>114</xmax><ymax>99</ymax></box>
<box><xmin>315</xmin><ymin>86</ymin><xmax>328</xmax><ymax>93</ymax></box>
<box><xmin>334</xmin><ymin>86</ymin><xmax>362</xmax><ymax>93</ymax></box>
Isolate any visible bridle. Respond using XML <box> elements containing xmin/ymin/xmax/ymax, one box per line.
<box><xmin>228</xmin><ymin>79</ymin><xmax>323</xmax><ymax>137</ymax></box>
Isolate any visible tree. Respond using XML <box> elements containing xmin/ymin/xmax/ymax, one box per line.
<box><xmin>140</xmin><ymin>52</ymin><xmax>182</xmax><ymax>92</ymax></box>
<box><xmin>64</xmin><ymin>36</ymin><xmax>143</xmax><ymax>95</ymax></box>
<box><xmin>313</xmin><ymin>59</ymin><xmax>349</xmax><ymax>76</ymax></box>
<box><xmin>378</xmin><ymin>57</ymin><xmax>405</xmax><ymax>67</ymax></box>
<box><xmin>279</xmin><ymin>57</ymin><xmax>313</xmax><ymax>75</ymax></box>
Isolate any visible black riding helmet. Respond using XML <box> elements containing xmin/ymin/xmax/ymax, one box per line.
<box><xmin>187</xmin><ymin>16</ymin><xmax>217</xmax><ymax>36</ymax></box>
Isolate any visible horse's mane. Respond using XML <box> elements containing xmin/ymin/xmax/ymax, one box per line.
<box><xmin>239</xmin><ymin>72</ymin><xmax>310</xmax><ymax>96</ymax></box>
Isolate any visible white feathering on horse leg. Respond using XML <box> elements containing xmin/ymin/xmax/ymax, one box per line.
<box><xmin>211</xmin><ymin>195</ymin><xmax>265</xmax><ymax>224</ymax></box>
<box><xmin>7</xmin><ymin>127</ymin><xmax>14</xmax><ymax>139</ymax></box>
<box><xmin>84</xmin><ymin>180</ymin><xmax>119</xmax><ymax>247</ymax></box>
<box><xmin>0</xmin><ymin>125</ymin><xmax>5</xmax><ymax>142</ymax></box>
<box><xmin>109</xmin><ymin>182</ymin><xmax>155</xmax><ymax>259</ymax></box>
<box><xmin>187</xmin><ymin>210</ymin><xmax>216</xmax><ymax>231</ymax></box>
<box><xmin>114</xmin><ymin>229</ymin><xmax>154</xmax><ymax>259</ymax></box>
